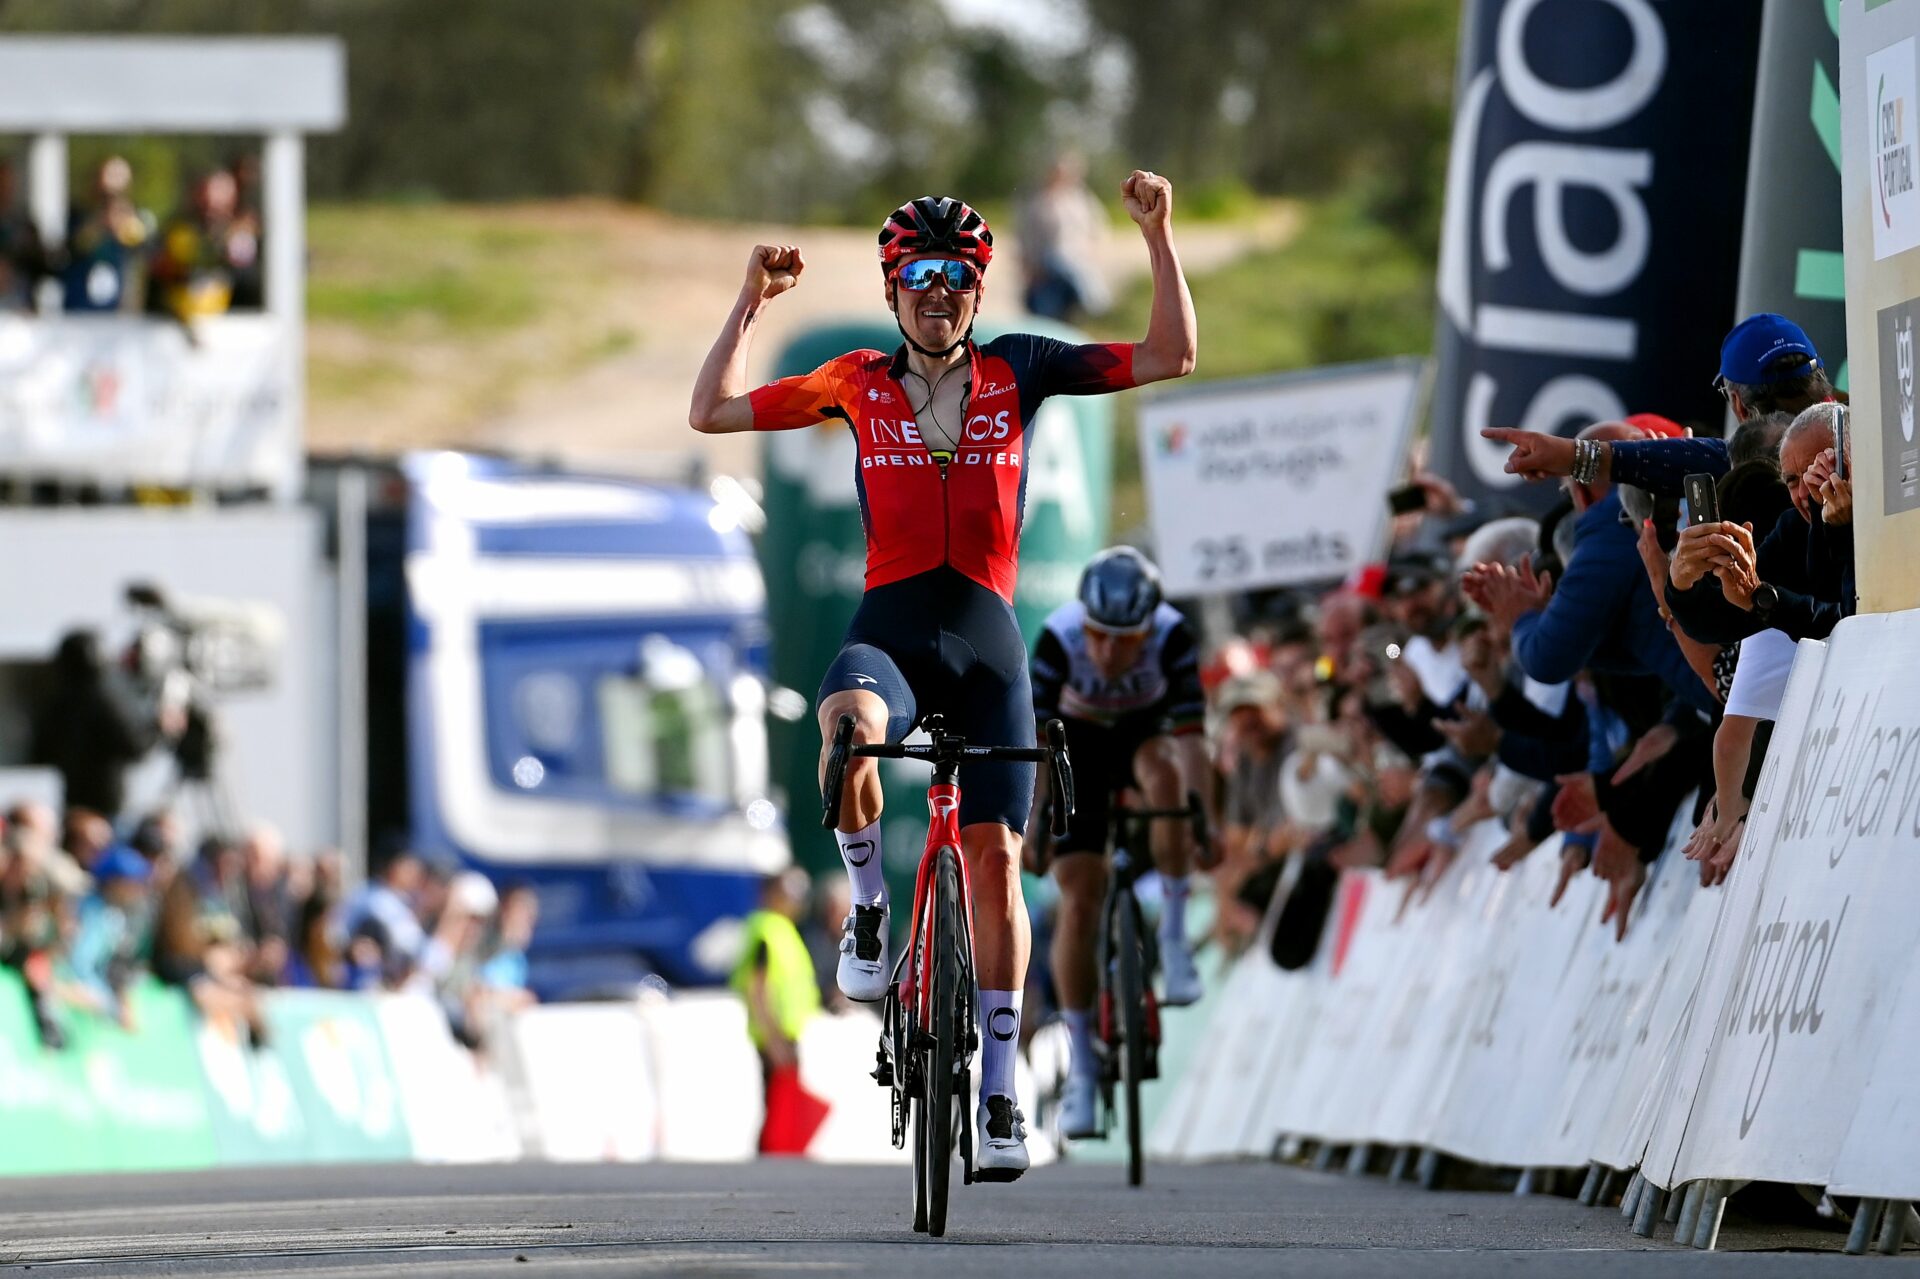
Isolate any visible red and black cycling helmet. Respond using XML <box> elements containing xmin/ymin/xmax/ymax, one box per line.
<box><xmin>877</xmin><ymin>196</ymin><xmax>994</xmax><ymax>277</ymax></box>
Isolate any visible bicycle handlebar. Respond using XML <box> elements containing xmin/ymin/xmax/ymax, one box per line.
<box><xmin>1046</xmin><ymin>719</ymin><xmax>1075</xmax><ymax>842</ymax></box>
<box><xmin>849</xmin><ymin>743</ymin><xmax>1053</xmax><ymax>762</ymax></box>
<box><xmin>820</xmin><ymin>715</ymin><xmax>855</xmax><ymax>831</ymax></box>
<box><xmin>820</xmin><ymin>714</ymin><xmax>1076</xmax><ymax>840</ymax></box>
<box><xmin>1028</xmin><ymin>786</ymin><xmax>1211</xmax><ymax>876</ymax></box>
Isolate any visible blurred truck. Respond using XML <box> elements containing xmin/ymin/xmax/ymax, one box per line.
<box><xmin>318</xmin><ymin>452</ymin><xmax>788</xmax><ymax>998</ymax></box>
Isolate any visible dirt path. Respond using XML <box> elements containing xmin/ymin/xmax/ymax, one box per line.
<box><xmin>306</xmin><ymin>200</ymin><xmax>1297</xmax><ymax>478</ymax></box>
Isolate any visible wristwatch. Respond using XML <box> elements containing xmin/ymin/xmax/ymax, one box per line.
<box><xmin>1751</xmin><ymin>582</ymin><xmax>1779</xmax><ymax>617</ymax></box>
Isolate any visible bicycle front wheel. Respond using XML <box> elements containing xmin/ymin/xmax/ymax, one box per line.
<box><xmin>1115</xmin><ymin>889</ymin><xmax>1147</xmax><ymax>1187</ymax></box>
<box><xmin>922</xmin><ymin>846</ymin><xmax>962</xmax><ymax>1236</ymax></box>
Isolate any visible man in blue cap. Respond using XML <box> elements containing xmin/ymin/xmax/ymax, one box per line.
<box><xmin>1481</xmin><ymin>312</ymin><xmax>1836</xmax><ymax>496</ymax></box>
<box><xmin>1711</xmin><ymin>312</ymin><xmax>1833</xmax><ymax>421</ymax></box>
<box><xmin>65</xmin><ymin>845</ymin><xmax>153</xmax><ymax>1031</ymax></box>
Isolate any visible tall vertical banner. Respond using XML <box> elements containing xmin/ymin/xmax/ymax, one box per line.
<box><xmin>1427</xmin><ymin>0</ymin><xmax>1764</xmax><ymax>510</ymax></box>
<box><xmin>1842</xmin><ymin>0</ymin><xmax>1920</xmax><ymax>613</ymax></box>
<box><xmin>1736</xmin><ymin>0</ymin><xmax>1849</xmax><ymax>391</ymax></box>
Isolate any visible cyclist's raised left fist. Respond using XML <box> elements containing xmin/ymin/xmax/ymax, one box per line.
<box><xmin>744</xmin><ymin>244</ymin><xmax>806</xmax><ymax>303</ymax></box>
<box><xmin>1121</xmin><ymin>170</ymin><xmax>1173</xmax><ymax>230</ymax></box>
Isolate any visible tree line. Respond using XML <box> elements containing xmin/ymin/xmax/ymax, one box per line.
<box><xmin>0</xmin><ymin>0</ymin><xmax>1455</xmax><ymax>243</ymax></box>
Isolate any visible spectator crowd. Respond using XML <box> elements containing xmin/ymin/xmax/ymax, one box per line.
<box><xmin>0</xmin><ymin>151</ymin><xmax>263</xmax><ymax>322</ymax></box>
<box><xmin>1190</xmin><ymin>311</ymin><xmax>1853</xmax><ymax>964</ymax></box>
<box><xmin>1</xmin><ymin>795</ymin><xmax>537</xmax><ymax>1058</ymax></box>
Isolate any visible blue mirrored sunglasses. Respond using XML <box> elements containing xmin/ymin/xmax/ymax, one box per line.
<box><xmin>894</xmin><ymin>257</ymin><xmax>980</xmax><ymax>292</ymax></box>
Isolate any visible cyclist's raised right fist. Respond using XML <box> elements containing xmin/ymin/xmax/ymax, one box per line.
<box><xmin>744</xmin><ymin>244</ymin><xmax>805</xmax><ymax>303</ymax></box>
<box><xmin>1121</xmin><ymin>170</ymin><xmax>1173</xmax><ymax>231</ymax></box>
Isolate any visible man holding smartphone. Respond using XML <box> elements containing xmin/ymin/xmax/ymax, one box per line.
<box><xmin>1805</xmin><ymin>406</ymin><xmax>1853</xmax><ymax>526</ymax></box>
<box><xmin>1666</xmin><ymin>403</ymin><xmax>1852</xmax><ymax>642</ymax></box>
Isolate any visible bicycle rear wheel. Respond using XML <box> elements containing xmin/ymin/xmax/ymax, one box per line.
<box><xmin>1115</xmin><ymin>888</ymin><xmax>1147</xmax><ymax>1187</ymax></box>
<box><xmin>922</xmin><ymin>847</ymin><xmax>961</xmax><ymax>1236</ymax></box>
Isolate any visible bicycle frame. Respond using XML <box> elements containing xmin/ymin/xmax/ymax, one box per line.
<box><xmin>1097</xmin><ymin>802</ymin><xmax>1164</xmax><ymax>1051</ymax></box>
<box><xmin>1083</xmin><ymin>788</ymin><xmax>1206</xmax><ymax>1179</ymax></box>
<box><xmin>897</xmin><ymin>771</ymin><xmax>976</xmax><ymax>1046</ymax></box>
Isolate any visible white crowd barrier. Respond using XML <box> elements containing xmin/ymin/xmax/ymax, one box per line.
<box><xmin>377</xmin><ymin>995</ymin><xmax>522</xmax><ymax>1163</ymax></box>
<box><xmin>1155</xmin><ymin>609</ymin><xmax>1920</xmax><ymax>1205</ymax></box>
<box><xmin>494</xmin><ymin>995</ymin><xmax>910</xmax><ymax>1164</ymax></box>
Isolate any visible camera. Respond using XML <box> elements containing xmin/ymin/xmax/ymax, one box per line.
<box><xmin>122</xmin><ymin>583</ymin><xmax>284</xmax><ymax>786</ymax></box>
<box><xmin>123</xmin><ymin>582</ymin><xmax>283</xmax><ymax>698</ymax></box>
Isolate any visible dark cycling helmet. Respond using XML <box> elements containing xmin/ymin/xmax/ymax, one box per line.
<box><xmin>1078</xmin><ymin>547</ymin><xmax>1162</xmax><ymax>632</ymax></box>
<box><xmin>877</xmin><ymin>196</ymin><xmax>994</xmax><ymax>277</ymax></box>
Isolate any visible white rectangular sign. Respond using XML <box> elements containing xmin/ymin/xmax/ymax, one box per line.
<box><xmin>0</xmin><ymin>314</ymin><xmax>298</xmax><ymax>496</ymax></box>
<box><xmin>1137</xmin><ymin>359</ymin><xmax>1423</xmax><ymax>596</ymax></box>
<box><xmin>1868</xmin><ymin>36</ymin><xmax>1920</xmax><ymax>261</ymax></box>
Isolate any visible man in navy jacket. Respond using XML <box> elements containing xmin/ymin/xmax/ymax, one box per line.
<box><xmin>1469</xmin><ymin>421</ymin><xmax>1716</xmax><ymax>716</ymax></box>
<box><xmin>1466</xmin><ymin>421</ymin><xmax>1715</xmax><ymax>938</ymax></box>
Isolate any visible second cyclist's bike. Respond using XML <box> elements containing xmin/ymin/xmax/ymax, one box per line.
<box><xmin>822</xmin><ymin>712</ymin><xmax>1072</xmax><ymax>1237</ymax></box>
<box><xmin>1046</xmin><ymin>789</ymin><xmax>1208</xmax><ymax>1188</ymax></box>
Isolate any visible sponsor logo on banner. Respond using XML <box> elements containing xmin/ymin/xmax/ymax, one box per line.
<box><xmin>1721</xmin><ymin>898</ymin><xmax>1845</xmax><ymax>1138</ymax></box>
<box><xmin>1425</xmin><ymin>0</ymin><xmax>1761</xmax><ymax>505</ymax></box>
<box><xmin>1868</xmin><ymin>37</ymin><xmax>1920</xmax><ymax>260</ymax></box>
<box><xmin>1878</xmin><ymin>297</ymin><xmax>1920</xmax><ymax>513</ymax></box>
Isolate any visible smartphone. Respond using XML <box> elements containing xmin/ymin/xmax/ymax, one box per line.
<box><xmin>1684</xmin><ymin>472</ymin><xmax>1721</xmax><ymax>526</ymax></box>
<box><xmin>1834</xmin><ymin>405</ymin><xmax>1849</xmax><ymax>481</ymax></box>
<box><xmin>1387</xmin><ymin>483</ymin><xmax>1428</xmax><ymax>516</ymax></box>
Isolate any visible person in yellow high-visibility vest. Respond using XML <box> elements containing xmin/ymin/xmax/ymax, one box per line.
<box><xmin>733</xmin><ymin>869</ymin><xmax>823</xmax><ymax>1150</ymax></box>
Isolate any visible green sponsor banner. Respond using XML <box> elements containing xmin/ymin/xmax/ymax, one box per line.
<box><xmin>0</xmin><ymin>971</ymin><xmax>216</xmax><ymax>1174</ymax></box>
<box><xmin>1737</xmin><ymin>0</ymin><xmax>1848</xmax><ymax>389</ymax></box>
<box><xmin>760</xmin><ymin>317</ymin><xmax>1114</xmax><ymax>879</ymax></box>
<box><xmin>195</xmin><ymin>1016</ymin><xmax>313</xmax><ymax>1165</ymax></box>
<box><xmin>262</xmin><ymin>989</ymin><xmax>413</xmax><ymax>1162</ymax></box>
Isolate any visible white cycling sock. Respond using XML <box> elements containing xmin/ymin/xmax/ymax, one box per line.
<box><xmin>835</xmin><ymin>820</ymin><xmax>886</xmax><ymax>906</ymax></box>
<box><xmin>979</xmin><ymin>988</ymin><xmax>1023</xmax><ymax>1100</ymax></box>
<box><xmin>1061</xmin><ymin>1007</ymin><xmax>1095</xmax><ymax>1081</ymax></box>
<box><xmin>1159</xmin><ymin>875</ymin><xmax>1190</xmax><ymax>948</ymax></box>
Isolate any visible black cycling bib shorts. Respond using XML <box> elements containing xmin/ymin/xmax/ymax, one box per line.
<box><xmin>819</xmin><ymin>566</ymin><xmax>1035</xmax><ymax>832</ymax></box>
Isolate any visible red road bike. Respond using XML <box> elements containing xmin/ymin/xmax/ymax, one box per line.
<box><xmin>823</xmin><ymin>712</ymin><xmax>1072</xmax><ymax>1236</ymax></box>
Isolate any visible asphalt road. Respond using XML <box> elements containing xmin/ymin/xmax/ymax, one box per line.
<box><xmin>0</xmin><ymin>1160</ymin><xmax>1897</xmax><ymax>1277</ymax></box>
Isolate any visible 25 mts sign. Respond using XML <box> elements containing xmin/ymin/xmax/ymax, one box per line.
<box><xmin>1137</xmin><ymin>359</ymin><xmax>1425</xmax><ymax>597</ymax></box>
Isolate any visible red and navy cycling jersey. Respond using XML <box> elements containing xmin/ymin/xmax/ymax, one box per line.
<box><xmin>749</xmin><ymin>334</ymin><xmax>1135</xmax><ymax>603</ymax></box>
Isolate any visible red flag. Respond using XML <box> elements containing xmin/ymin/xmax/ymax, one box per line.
<box><xmin>759</xmin><ymin>1064</ymin><xmax>831</xmax><ymax>1155</ymax></box>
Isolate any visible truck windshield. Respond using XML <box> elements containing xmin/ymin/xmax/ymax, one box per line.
<box><xmin>596</xmin><ymin>635</ymin><xmax>730</xmax><ymax>803</ymax></box>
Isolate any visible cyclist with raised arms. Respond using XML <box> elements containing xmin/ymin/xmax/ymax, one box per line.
<box><xmin>689</xmin><ymin>172</ymin><xmax>1197</xmax><ymax>1178</ymax></box>
<box><xmin>1026</xmin><ymin>547</ymin><xmax>1217</xmax><ymax>1138</ymax></box>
